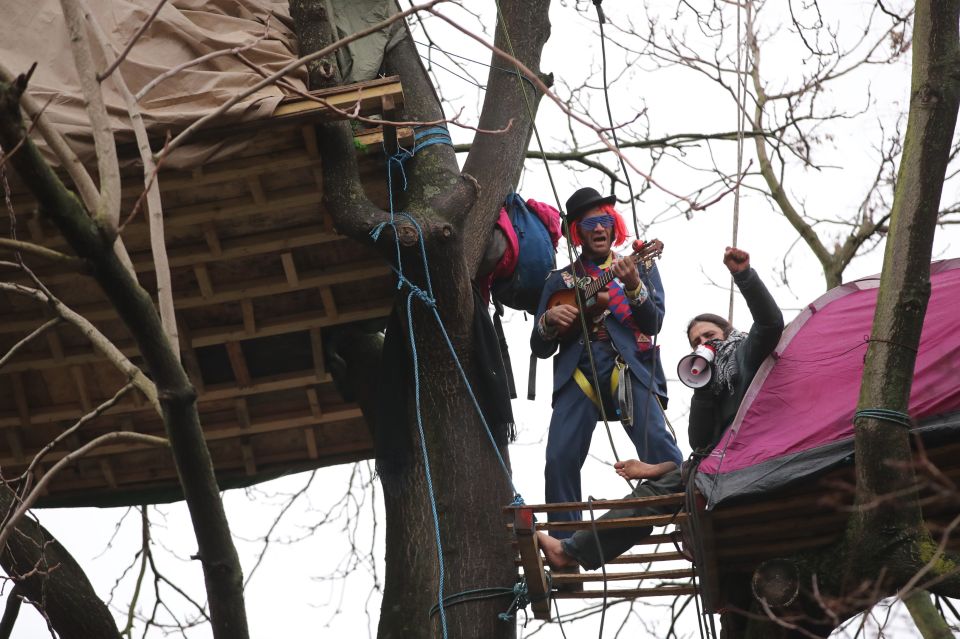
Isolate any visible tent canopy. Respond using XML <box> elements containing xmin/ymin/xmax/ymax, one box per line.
<box><xmin>696</xmin><ymin>258</ymin><xmax>960</xmax><ymax>509</ymax></box>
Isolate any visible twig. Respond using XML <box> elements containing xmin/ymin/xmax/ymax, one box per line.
<box><xmin>426</xmin><ymin>7</ymin><xmax>725</xmax><ymax>211</ymax></box>
<box><xmin>235</xmin><ymin>52</ymin><xmax>513</xmax><ymax>133</ymax></box>
<box><xmin>163</xmin><ymin>0</ymin><xmax>453</xmax><ymax>157</ymax></box>
<box><xmin>0</xmin><ymin>239</ymin><xmax>82</xmax><ymax>269</ymax></box>
<box><xmin>0</xmin><ymin>318</ymin><xmax>61</xmax><ymax>371</ymax></box>
<box><xmin>0</xmin><ymin>432</ymin><xmax>168</xmax><ymax>553</ymax></box>
<box><xmin>16</xmin><ymin>381</ymin><xmax>137</xmax><ymax>489</ymax></box>
<box><xmin>0</xmin><ymin>282</ymin><xmax>160</xmax><ymax>414</ymax></box>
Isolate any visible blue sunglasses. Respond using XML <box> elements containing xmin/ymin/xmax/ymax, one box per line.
<box><xmin>578</xmin><ymin>214</ymin><xmax>615</xmax><ymax>231</ymax></box>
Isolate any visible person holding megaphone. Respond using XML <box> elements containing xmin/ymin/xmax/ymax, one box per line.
<box><xmin>537</xmin><ymin>246</ymin><xmax>784</xmax><ymax>574</ymax></box>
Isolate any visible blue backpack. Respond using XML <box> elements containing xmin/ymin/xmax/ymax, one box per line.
<box><xmin>492</xmin><ymin>193</ymin><xmax>560</xmax><ymax>315</ymax></box>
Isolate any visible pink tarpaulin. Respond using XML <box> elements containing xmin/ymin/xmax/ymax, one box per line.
<box><xmin>697</xmin><ymin>259</ymin><xmax>960</xmax><ymax>496</ymax></box>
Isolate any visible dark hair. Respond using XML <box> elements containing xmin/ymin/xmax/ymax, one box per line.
<box><xmin>686</xmin><ymin>313</ymin><xmax>733</xmax><ymax>345</ymax></box>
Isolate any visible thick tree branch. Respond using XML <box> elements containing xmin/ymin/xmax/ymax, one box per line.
<box><xmin>78</xmin><ymin>0</ymin><xmax>180</xmax><ymax>356</ymax></box>
<box><xmin>458</xmin><ymin>0</ymin><xmax>551</xmax><ymax>275</ymax></box>
<box><xmin>904</xmin><ymin>590</ymin><xmax>956</xmax><ymax>639</ymax></box>
<box><xmin>59</xmin><ymin>0</ymin><xmax>121</xmax><ymax>229</ymax></box>
<box><xmin>748</xmin><ymin>22</ymin><xmax>834</xmax><ymax>287</ymax></box>
<box><xmin>848</xmin><ymin>0</ymin><xmax>960</xmax><ymax>585</ymax></box>
<box><xmin>0</xmin><ymin>62</ymin><xmax>100</xmax><ymax>215</ymax></box>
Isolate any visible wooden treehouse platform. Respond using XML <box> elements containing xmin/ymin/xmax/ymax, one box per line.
<box><xmin>507</xmin><ymin>494</ymin><xmax>697</xmax><ymax>621</ymax></box>
<box><xmin>510</xmin><ymin>439</ymin><xmax>960</xmax><ymax>621</ymax></box>
<box><xmin>0</xmin><ymin>76</ymin><xmax>409</xmax><ymax>508</ymax></box>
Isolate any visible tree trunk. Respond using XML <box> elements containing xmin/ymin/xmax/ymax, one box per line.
<box><xmin>846</xmin><ymin>0</ymin><xmax>960</xmax><ymax>589</ymax></box>
<box><xmin>0</xmin><ymin>487</ymin><xmax>119</xmax><ymax>639</ymax></box>
<box><xmin>292</xmin><ymin>1</ymin><xmax>551</xmax><ymax>637</ymax></box>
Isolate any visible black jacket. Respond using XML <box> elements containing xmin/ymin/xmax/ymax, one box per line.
<box><xmin>687</xmin><ymin>268</ymin><xmax>784</xmax><ymax>453</ymax></box>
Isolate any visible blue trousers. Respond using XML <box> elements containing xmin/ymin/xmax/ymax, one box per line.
<box><xmin>544</xmin><ymin>358</ymin><xmax>681</xmax><ymax>538</ymax></box>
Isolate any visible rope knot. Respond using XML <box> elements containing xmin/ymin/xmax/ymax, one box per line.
<box><xmin>853</xmin><ymin>408</ymin><xmax>913</xmax><ymax>429</ymax></box>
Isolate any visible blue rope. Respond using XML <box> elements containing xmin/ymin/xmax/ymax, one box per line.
<box><xmin>412</xmin><ymin>125</ymin><xmax>453</xmax><ymax>154</ymax></box>
<box><xmin>405</xmin><ymin>289</ymin><xmax>448</xmax><ymax>638</ymax></box>
<box><xmin>854</xmin><ymin>408</ymin><xmax>913</xmax><ymax>429</ymax></box>
<box><xmin>371</xmin><ymin>125</ymin><xmax>532</xmax><ymax>632</ymax></box>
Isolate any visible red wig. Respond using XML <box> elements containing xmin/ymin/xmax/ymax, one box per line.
<box><xmin>569</xmin><ymin>203</ymin><xmax>630</xmax><ymax>248</ymax></box>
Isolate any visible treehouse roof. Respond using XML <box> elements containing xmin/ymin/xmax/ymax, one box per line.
<box><xmin>696</xmin><ymin>258</ymin><xmax>960</xmax><ymax>509</ymax></box>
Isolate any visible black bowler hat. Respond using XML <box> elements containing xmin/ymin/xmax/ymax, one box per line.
<box><xmin>565</xmin><ymin>187</ymin><xmax>617</xmax><ymax>222</ymax></box>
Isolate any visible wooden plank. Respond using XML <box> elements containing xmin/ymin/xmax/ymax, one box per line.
<box><xmin>306</xmin><ymin>388</ymin><xmax>322</xmax><ymax>419</ymax></box>
<box><xmin>505</xmin><ymin>494</ymin><xmax>685</xmax><ymax>515</ymax></box>
<box><xmin>272</xmin><ymin>77</ymin><xmax>404</xmax><ymax>119</ymax></box>
<box><xmin>235</xmin><ymin>398</ymin><xmax>251</xmax><ymax>430</ymax></box>
<box><xmin>304</xmin><ymin>427</ymin><xmax>319</xmax><ymax>460</ymax></box>
<box><xmin>553</xmin><ymin>585</ymin><xmax>697</xmax><ymax>599</ymax></box>
<box><xmin>194</xmin><ymin>264</ymin><xmax>214</xmax><ymax>299</ymax></box>
<box><xmin>550</xmin><ymin>567</ymin><xmax>694</xmax><ymax>584</ymax></box>
<box><xmin>711</xmin><ymin>511</ymin><xmax>847</xmax><ymax>542</ymax></box>
<box><xmin>5</xmin><ymin>430</ymin><xmax>24</xmax><ymax>464</ymax></box>
<box><xmin>71</xmin><ymin>366</ymin><xmax>92</xmax><ymax>413</ymax></box>
<box><xmin>1</xmin><ymin>223</ymin><xmax>343</xmax><ymax>299</ymax></box>
<box><xmin>319</xmin><ymin>286</ymin><xmax>338</xmax><ymax>319</ymax></box>
<box><xmin>309</xmin><ymin>328</ymin><xmax>326</xmax><ymax>378</ymax></box>
<box><xmin>249</xmin><ymin>176</ymin><xmax>267</xmax><ymax>206</ymax></box>
<box><xmin>0</xmin><ymin>406</ymin><xmax>367</xmax><ymax>467</ymax></box>
<box><xmin>46</xmin><ymin>331</ymin><xmax>65</xmax><ymax>360</ymax></box>
<box><xmin>188</xmin><ymin>305</ymin><xmax>391</xmax><ymax>348</ymax></box>
<box><xmin>0</xmin><ymin>304</ymin><xmax>392</xmax><ymax>372</ymax></box>
<box><xmin>241</xmin><ymin>299</ymin><xmax>256</xmax><ymax>334</ymax></box>
<box><xmin>12</xmin><ymin>374</ymin><xmax>30</xmax><ymax>429</ymax></box>
<box><xmin>301</xmin><ymin>124</ymin><xmax>319</xmax><ymax>159</ymax></box>
<box><xmin>355</xmin><ymin>126</ymin><xmax>414</xmax><ymax>147</ymax></box>
<box><xmin>533</xmin><ymin>512</ymin><xmax>687</xmax><ymax>532</ymax></box>
<box><xmin>1</xmin><ymin>261</ymin><xmax>391</xmax><ymax>336</ymax></box>
<box><xmin>281</xmin><ymin>252</ymin><xmax>299</xmax><ymax>286</ymax></box>
<box><xmin>241</xmin><ymin>440</ymin><xmax>257</xmax><ymax>476</ymax></box>
<box><xmin>100</xmin><ymin>459</ymin><xmax>118</xmax><ymax>489</ymax></box>
<box><xmin>26</xmin><ymin>215</ymin><xmax>44</xmax><ymax>241</ymax></box>
<box><xmin>380</xmin><ymin>95</ymin><xmax>397</xmax><ymax>156</ymax></box>
<box><xmin>513</xmin><ymin>507</ymin><xmax>551</xmax><ymax>620</ymax></box>
<box><xmin>0</xmin><ymin>370</ymin><xmax>338</xmax><ymax>429</ymax></box>
<box><xmin>715</xmin><ymin>533</ymin><xmax>840</xmax><ymax>562</ymax></box>
<box><xmin>225</xmin><ymin>342</ymin><xmax>252</xmax><ymax>386</ymax></box>
<box><xmin>202</xmin><ymin>222</ymin><xmax>222</xmax><ymax>257</ymax></box>
<box><xmin>608</xmin><ymin>551</ymin><xmax>688</xmax><ymax>565</ymax></box>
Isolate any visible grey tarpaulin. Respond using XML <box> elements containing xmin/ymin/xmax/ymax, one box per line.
<box><xmin>329</xmin><ymin>0</ymin><xmax>407</xmax><ymax>84</ymax></box>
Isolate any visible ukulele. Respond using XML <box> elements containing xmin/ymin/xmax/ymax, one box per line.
<box><xmin>546</xmin><ymin>239</ymin><xmax>664</xmax><ymax>340</ymax></box>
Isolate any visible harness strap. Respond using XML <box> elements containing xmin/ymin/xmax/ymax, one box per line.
<box><xmin>573</xmin><ymin>364</ymin><xmax>620</xmax><ymax>410</ymax></box>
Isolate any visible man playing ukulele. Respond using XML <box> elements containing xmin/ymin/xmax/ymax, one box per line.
<box><xmin>531</xmin><ymin>187</ymin><xmax>682</xmax><ymax>538</ymax></box>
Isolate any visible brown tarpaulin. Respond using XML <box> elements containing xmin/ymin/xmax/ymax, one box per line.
<box><xmin>4</xmin><ymin>0</ymin><xmax>309</xmax><ymax>168</ymax></box>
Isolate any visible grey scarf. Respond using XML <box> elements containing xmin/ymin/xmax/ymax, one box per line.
<box><xmin>710</xmin><ymin>329</ymin><xmax>747</xmax><ymax>395</ymax></box>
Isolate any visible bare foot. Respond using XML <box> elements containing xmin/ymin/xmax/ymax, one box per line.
<box><xmin>614</xmin><ymin>459</ymin><xmax>676</xmax><ymax>480</ymax></box>
<box><xmin>537</xmin><ymin>531</ymin><xmax>578</xmax><ymax>569</ymax></box>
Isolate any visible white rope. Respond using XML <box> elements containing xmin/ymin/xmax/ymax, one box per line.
<box><xmin>728</xmin><ymin>0</ymin><xmax>748</xmax><ymax>323</ymax></box>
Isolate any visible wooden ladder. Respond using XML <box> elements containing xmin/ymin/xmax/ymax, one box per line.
<box><xmin>506</xmin><ymin>493</ymin><xmax>697</xmax><ymax>621</ymax></box>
